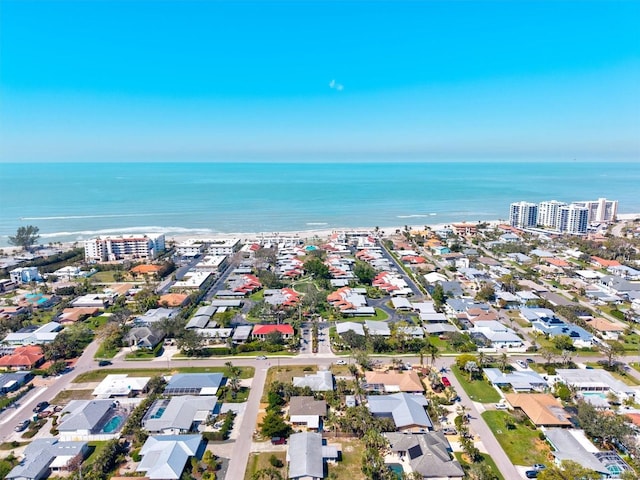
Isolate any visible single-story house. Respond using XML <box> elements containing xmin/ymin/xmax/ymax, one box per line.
<box><xmin>232</xmin><ymin>325</ymin><xmax>253</xmax><ymax>343</ymax></box>
<box><xmin>365</xmin><ymin>320</ymin><xmax>391</xmax><ymax>336</ymax></box>
<box><xmin>0</xmin><ymin>371</ymin><xmax>33</xmax><ymax>394</ymax></box>
<box><xmin>586</xmin><ymin>317</ymin><xmax>626</xmax><ymax>340</ymax></box>
<box><xmin>137</xmin><ymin>434</ymin><xmax>204</xmax><ymax>480</ymax></box>
<box><xmin>143</xmin><ymin>396</ymin><xmax>217</xmax><ymax>434</ymax></box>
<box><xmin>0</xmin><ymin>345</ymin><xmax>45</xmax><ymax>370</ymax></box>
<box><xmin>504</xmin><ymin>393</ymin><xmax>572</xmax><ymax>427</ymax></box>
<box><xmin>483</xmin><ymin>368</ymin><xmax>548</xmax><ymax>392</ymax></box>
<box><xmin>555</xmin><ymin>368</ymin><xmax>639</xmax><ymax>402</ymax></box>
<box><xmin>125</xmin><ymin>326</ymin><xmax>165</xmax><ymax>349</ymax></box>
<box><xmin>4</xmin><ymin>322</ymin><xmax>62</xmax><ymax>346</ymax></box>
<box><xmin>383</xmin><ymin>432</ymin><xmax>464</xmax><ymax>480</ymax></box>
<box><xmin>134</xmin><ymin>308</ymin><xmax>179</xmax><ymax>326</ymax></box>
<box><xmin>293</xmin><ymin>370</ymin><xmax>334</xmax><ymax>392</ymax></box>
<box><xmin>336</xmin><ymin>322</ymin><xmax>365</xmax><ymax>336</ymax></box>
<box><xmin>58</xmin><ymin>399</ymin><xmax>118</xmax><ymax>439</ymax></box>
<box><xmin>287</xmin><ymin>432</ymin><xmax>340</xmax><ymax>480</ymax></box>
<box><xmin>164</xmin><ymin>373</ymin><xmax>224</xmax><ymax>396</ymax></box>
<box><xmin>364</xmin><ymin>371</ymin><xmax>424</xmax><ymax>393</ymax></box>
<box><xmin>6</xmin><ymin>438</ymin><xmax>89</xmax><ymax>480</ymax></box>
<box><xmin>289</xmin><ymin>396</ymin><xmax>327</xmax><ymax>430</ymax></box>
<box><xmin>367</xmin><ymin>393</ymin><xmax>432</xmax><ymax>432</ymax></box>
<box><xmin>92</xmin><ymin>374</ymin><xmax>151</xmax><ymax>398</ymax></box>
<box><xmin>252</xmin><ymin>324</ymin><xmax>294</xmax><ymax>340</ymax></box>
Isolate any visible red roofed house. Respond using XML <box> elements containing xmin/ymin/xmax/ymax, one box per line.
<box><xmin>546</xmin><ymin>258</ymin><xmax>570</xmax><ymax>268</ymax></box>
<box><xmin>232</xmin><ymin>274</ymin><xmax>262</xmax><ymax>295</ymax></box>
<box><xmin>452</xmin><ymin>223</ymin><xmax>478</xmax><ymax>236</ymax></box>
<box><xmin>591</xmin><ymin>256</ymin><xmax>621</xmax><ymax>268</ymax></box>
<box><xmin>131</xmin><ymin>264</ymin><xmax>163</xmax><ymax>276</ymax></box>
<box><xmin>0</xmin><ymin>345</ymin><xmax>45</xmax><ymax>370</ymax></box>
<box><xmin>252</xmin><ymin>324</ymin><xmax>294</xmax><ymax>340</ymax></box>
<box><xmin>401</xmin><ymin>255</ymin><xmax>426</xmax><ymax>265</ymax></box>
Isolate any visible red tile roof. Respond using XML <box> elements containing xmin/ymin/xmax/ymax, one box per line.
<box><xmin>0</xmin><ymin>345</ymin><xmax>44</xmax><ymax>368</ymax></box>
<box><xmin>252</xmin><ymin>324</ymin><xmax>294</xmax><ymax>335</ymax></box>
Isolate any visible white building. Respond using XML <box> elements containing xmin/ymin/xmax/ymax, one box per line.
<box><xmin>9</xmin><ymin>266</ymin><xmax>42</xmax><ymax>284</ymax></box>
<box><xmin>558</xmin><ymin>204</ymin><xmax>589</xmax><ymax>234</ymax></box>
<box><xmin>509</xmin><ymin>202</ymin><xmax>538</xmax><ymax>228</ymax></box>
<box><xmin>85</xmin><ymin>234</ymin><xmax>165</xmax><ymax>262</ymax></box>
<box><xmin>537</xmin><ymin>200</ymin><xmax>567</xmax><ymax>229</ymax></box>
<box><xmin>573</xmin><ymin>198</ymin><xmax>618</xmax><ymax>223</ymax></box>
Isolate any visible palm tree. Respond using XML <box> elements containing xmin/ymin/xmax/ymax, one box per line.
<box><xmin>499</xmin><ymin>352</ymin><xmax>509</xmax><ymax>372</ymax></box>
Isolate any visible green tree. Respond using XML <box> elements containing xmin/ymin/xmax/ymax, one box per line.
<box><xmin>176</xmin><ymin>329</ymin><xmax>205</xmax><ymax>356</ymax></box>
<box><xmin>600</xmin><ymin>341</ymin><xmax>625</xmax><ymax>369</ymax></box>
<box><xmin>537</xmin><ymin>460</ymin><xmax>601</xmax><ymax>480</ymax></box>
<box><xmin>552</xmin><ymin>334</ymin><xmax>575</xmax><ymax>352</ymax></box>
<box><xmin>303</xmin><ymin>256</ymin><xmax>331</xmax><ymax>279</ymax></box>
<box><xmin>8</xmin><ymin>225</ymin><xmax>40</xmax><ymax>251</ymax></box>
<box><xmin>353</xmin><ymin>260</ymin><xmax>377</xmax><ymax>285</ymax></box>
<box><xmin>475</xmin><ymin>283</ymin><xmax>496</xmax><ymax>302</ymax></box>
<box><xmin>431</xmin><ymin>283</ymin><xmax>445</xmax><ymax>310</ymax></box>
<box><xmin>260</xmin><ymin>410</ymin><xmax>292</xmax><ymax>438</ymax></box>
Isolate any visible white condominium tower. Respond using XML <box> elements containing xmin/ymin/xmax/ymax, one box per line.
<box><xmin>573</xmin><ymin>198</ymin><xmax>618</xmax><ymax>223</ymax></box>
<box><xmin>85</xmin><ymin>234</ymin><xmax>165</xmax><ymax>262</ymax></box>
<box><xmin>509</xmin><ymin>202</ymin><xmax>538</xmax><ymax>228</ymax></box>
<box><xmin>558</xmin><ymin>205</ymin><xmax>589</xmax><ymax>234</ymax></box>
<box><xmin>537</xmin><ymin>200</ymin><xmax>567</xmax><ymax>229</ymax></box>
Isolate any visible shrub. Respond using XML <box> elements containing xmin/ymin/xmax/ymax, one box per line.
<box><xmin>269</xmin><ymin>454</ymin><xmax>283</xmax><ymax>468</ymax></box>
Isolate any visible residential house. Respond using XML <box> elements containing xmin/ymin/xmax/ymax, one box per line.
<box><xmin>92</xmin><ymin>374</ymin><xmax>151</xmax><ymax>398</ymax></box>
<box><xmin>142</xmin><ymin>396</ymin><xmax>217</xmax><ymax>434</ymax></box>
<box><xmin>164</xmin><ymin>373</ymin><xmax>223</xmax><ymax>396</ymax></box>
<box><xmin>125</xmin><ymin>326</ymin><xmax>165</xmax><ymax>349</ymax></box>
<box><xmin>327</xmin><ymin>287</ymin><xmax>375</xmax><ymax>316</ymax></box>
<box><xmin>293</xmin><ymin>370</ymin><xmax>334</xmax><ymax>392</ymax></box>
<box><xmin>231</xmin><ymin>325</ymin><xmax>253</xmax><ymax>343</ymax></box>
<box><xmin>4</xmin><ymin>322</ymin><xmax>62</xmax><ymax>346</ymax></box>
<box><xmin>134</xmin><ymin>308</ymin><xmax>179</xmax><ymax>326</ymax></box>
<box><xmin>504</xmin><ymin>393</ymin><xmax>572</xmax><ymax>427</ymax></box>
<box><xmin>335</xmin><ymin>322</ymin><xmax>365</xmax><ymax>337</ymax></box>
<box><xmin>289</xmin><ymin>396</ymin><xmax>327</xmax><ymax>430</ymax></box>
<box><xmin>586</xmin><ymin>317</ymin><xmax>626</xmax><ymax>340</ymax></box>
<box><xmin>383</xmin><ymin>432</ymin><xmax>464</xmax><ymax>480</ymax></box>
<box><xmin>0</xmin><ymin>371</ymin><xmax>33</xmax><ymax>394</ymax></box>
<box><xmin>365</xmin><ymin>320</ymin><xmax>391</xmax><ymax>336</ymax></box>
<box><xmin>6</xmin><ymin>438</ymin><xmax>89</xmax><ymax>480</ymax></box>
<box><xmin>58</xmin><ymin>400</ymin><xmax>118</xmax><ymax>440</ymax></box>
<box><xmin>364</xmin><ymin>371</ymin><xmax>424</xmax><ymax>393</ymax></box>
<box><xmin>0</xmin><ymin>345</ymin><xmax>44</xmax><ymax>370</ymax></box>
<box><xmin>58</xmin><ymin>307</ymin><xmax>100</xmax><ymax>324</ymax></box>
<box><xmin>159</xmin><ymin>293</ymin><xmax>190</xmax><ymax>308</ymax></box>
<box><xmin>483</xmin><ymin>369</ymin><xmax>547</xmax><ymax>392</ymax></box>
<box><xmin>556</xmin><ymin>369</ymin><xmax>639</xmax><ymax>403</ymax></box>
<box><xmin>137</xmin><ymin>435</ymin><xmax>204</xmax><ymax>480</ymax></box>
<box><xmin>470</xmin><ymin>321</ymin><xmax>523</xmax><ymax>349</ymax></box>
<box><xmin>264</xmin><ymin>288</ymin><xmax>301</xmax><ymax>308</ymax></box>
<box><xmin>252</xmin><ymin>324</ymin><xmax>294</xmax><ymax>340</ymax></box>
<box><xmin>599</xmin><ymin>275</ymin><xmax>640</xmax><ymax>300</ymax></box>
<box><xmin>367</xmin><ymin>393</ymin><xmax>432</xmax><ymax>432</ymax></box>
<box><xmin>287</xmin><ymin>432</ymin><xmax>340</xmax><ymax>480</ymax></box>
<box><xmin>71</xmin><ymin>293</ymin><xmax>116</xmax><ymax>308</ymax></box>
<box><xmin>9</xmin><ymin>266</ymin><xmax>42</xmax><ymax>284</ymax></box>
<box><xmin>185</xmin><ymin>305</ymin><xmax>217</xmax><ymax>330</ymax></box>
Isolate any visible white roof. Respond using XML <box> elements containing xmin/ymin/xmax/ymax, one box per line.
<box><xmin>92</xmin><ymin>374</ymin><xmax>151</xmax><ymax>397</ymax></box>
<box><xmin>138</xmin><ymin>435</ymin><xmax>202</xmax><ymax>480</ymax></box>
<box><xmin>336</xmin><ymin>322</ymin><xmax>365</xmax><ymax>336</ymax></box>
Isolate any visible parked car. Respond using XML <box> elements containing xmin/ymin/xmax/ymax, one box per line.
<box><xmin>526</xmin><ymin>358</ymin><xmax>535</xmax><ymax>364</ymax></box>
<box><xmin>516</xmin><ymin>360</ymin><xmax>528</xmax><ymax>369</ymax></box>
<box><xmin>532</xmin><ymin>464</ymin><xmax>546</xmax><ymax>471</ymax></box>
<box><xmin>442</xmin><ymin>427</ymin><xmax>457</xmax><ymax>435</ymax></box>
<box><xmin>271</xmin><ymin>437</ymin><xmax>286</xmax><ymax>445</ymax></box>
<box><xmin>33</xmin><ymin>401</ymin><xmax>49</xmax><ymax>413</ymax></box>
<box><xmin>495</xmin><ymin>403</ymin><xmax>508</xmax><ymax>410</ymax></box>
<box><xmin>98</xmin><ymin>360</ymin><xmax>112</xmax><ymax>367</ymax></box>
<box><xmin>256</xmin><ymin>355</ymin><xmax>267</xmax><ymax>360</ymax></box>
<box><xmin>336</xmin><ymin>360</ymin><xmax>347</xmax><ymax>365</ymax></box>
<box><xmin>441</xmin><ymin>376</ymin><xmax>451</xmax><ymax>387</ymax></box>
<box><xmin>14</xmin><ymin>419</ymin><xmax>30</xmax><ymax>432</ymax></box>
<box><xmin>525</xmin><ymin>470</ymin><xmax>539</xmax><ymax>478</ymax></box>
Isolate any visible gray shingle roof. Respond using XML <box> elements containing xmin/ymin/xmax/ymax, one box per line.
<box><xmin>58</xmin><ymin>399</ymin><xmax>113</xmax><ymax>432</ymax></box>
<box><xmin>287</xmin><ymin>432</ymin><xmax>324</xmax><ymax>479</ymax></box>
<box><xmin>289</xmin><ymin>396</ymin><xmax>327</xmax><ymax>416</ymax></box>
<box><xmin>367</xmin><ymin>393</ymin><xmax>432</xmax><ymax>429</ymax></box>
<box><xmin>292</xmin><ymin>371</ymin><xmax>334</xmax><ymax>392</ymax></box>
<box><xmin>384</xmin><ymin>432</ymin><xmax>464</xmax><ymax>478</ymax></box>
<box><xmin>7</xmin><ymin>439</ymin><xmax>87</xmax><ymax>480</ymax></box>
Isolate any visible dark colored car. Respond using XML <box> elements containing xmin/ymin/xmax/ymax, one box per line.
<box><xmin>14</xmin><ymin>419</ymin><xmax>30</xmax><ymax>432</ymax></box>
<box><xmin>525</xmin><ymin>470</ymin><xmax>539</xmax><ymax>478</ymax></box>
<box><xmin>98</xmin><ymin>360</ymin><xmax>112</xmax><ymax>366</ymax></box>
<box><xmin>271</xmin><ymin>437</ymin><xmax>286</xmax><ymax>445</ymax></box>
<box><xmin>33</xmin><ymin>401</ymin><xmax>49</xmax><ymax>413</ymax></box>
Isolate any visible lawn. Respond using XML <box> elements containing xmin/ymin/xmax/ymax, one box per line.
<box><xmin>249</xmin><ymin>290</ymin><xmax>264</xmax><ymax>301</ymax></box>
<box><xmin>85</xmin><ymin>314</ymin><xmax>112</xmax><ymax>330</ymax></box>
<box><xmin>325</xmin><ymin>437</ymin><xmax>365</xmax><ymax>479</ymax></box>
<box><xmin>428</xmin><ymin>335</ymin><xmax>457</xmax><ymax>353</ymax></box>
<box><xmin>454</xmin><ymin>452</ymin><xmax>505</xmax><ymax>480</ymax></box>
<box><xmin>89</xmin><ymin>271</ymin><xmax>121</xmax><ymax>282</ymax></box>
<box><xmin>244</xmin><ymin>451</ymin><xmax>287</xmax><ymax>480</ymax></box>
<box><xmin>72</xmin><ymin>366</ymin><xmax>255</xmax><ymax>383</ymax></box>
<box><xmin>451</xmin><ymin>366</ymin><xmax>501</xmax><ymax>403</ymax></box>
<box><xmin>51</xmin><ymin>389</ymin><xmax>94</xmax><ymax>405</ymax></box>
<box><xmin>482</xmin><ymin>411</ymin><xmax>551</xmax><ymax>466</ymax></box>
<box><xmin>262</xmin><ymin>365</ymin><xmax>319</xmax><ymax>401</ymax></box>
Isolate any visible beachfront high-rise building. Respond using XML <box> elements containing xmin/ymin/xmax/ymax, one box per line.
<box><xmin>573</xmin><ymin>198</ymin><xmax>618</xmax><ymax>223</ymax></box>
<box><xmin>84</xmin><ymin>234</ymin><xmax>165</xmax><ymax>263</ymax></box>
<box><xmin>537</xmin><ymin>200</ymin><xmax>567</xmax><ymax>229</ymax></box>
<box><xmin>509</xmin><ymin>202</ymin><xmax>538</xmax><ymax>228</ymax></box>
<box><xmin>558</xmin><ymin>205</ymin><xmax>589</xmax><ymax>234</ymax></box>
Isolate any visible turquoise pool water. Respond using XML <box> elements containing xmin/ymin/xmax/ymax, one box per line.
<box><xmin>388</xmin><ymin>463</ymin><xmax>403</xmax><ymax>479</ymax></box>
<box><xmin>102</xmin><ymin>415</ymin><xmax>123</xmax><ymax>433</ymax></box>
<box><xmin>582</xmin><ymin>392</ymin><xmax>607</xmax><ymax>399</ymax></box>
<box><xmin>151</xmin><ymin>407</ymin><xmax>166</xmax><ymax>419</ymax></box>
<box><xmin>24</xmin><ymin>294</ymin><xmax>48</xmax><ymax>305</ymax></box>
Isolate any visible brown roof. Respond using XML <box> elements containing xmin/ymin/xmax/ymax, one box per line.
<box><xmin>60</xmin><ymin>307</ymin><xmax>100</xmax><ymax>323</ymax></box>
<box><xmin>159</xmin><ymin>293</ymin><xmax>190</xmax><ymax>307</ymax></box>
<box><xmin>131</xmin><ymin>264</ymin><xmax>163</xmax><ymax>274</ymax></box>
<box><xmin>289</xmin><ymin>396</ymin><xmax>327</xmax><ymax>416</ymax></box>
<box><xmin>365</xmin><ymin>371</ymin><xmax>424</xmax><ymax>392</ymax></box>
<box><xmin>0</xmin><ymin>345</ymin><xmax>44</xmax><ymax>368</ymax></box>
<box><xmin>504</xmin><ymin>393</ymin><xmax>571</xmax><ymax>426</ymax></box>
<box><xmin>586</xmin><ymin>317</ymin><xmax>625</xmax><ymax>332</ymax></box>
<box><xmin>109</xmin><ymin>283</ymin><xmax>134</xmax><ymax>296</ymax></box>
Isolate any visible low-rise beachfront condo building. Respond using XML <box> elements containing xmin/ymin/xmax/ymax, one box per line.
<box><xmin>84</xmin><ymin>234</ymin><xmax>165</xmax><ymax>263</ymax></box>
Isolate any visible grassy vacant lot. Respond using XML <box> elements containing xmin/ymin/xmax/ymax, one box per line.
<box><xmin>325</xmin><ymin>437</ymin><xmax>365</xmax><ymax>479</ymax></box>
<box><xmin>244</xmin><ymin>451</ymin><xmax>287</xmax><ymax>480</ymax></box>
<box><xmin>482</xmin><ymin>411</ymin><xmax>551</xmax><ymax>466</ymax></box>
<box><xmin>451</xmin><ymin>366</ymin><xmax>501</xmax><ymax>403</ymax></box>
<box><xmin>262</xmin><ymin>365</ymin><xmax>318</xmax><ymax>401</ymax></box>
<box><xmin>72</xmin><ymin>366</ymin><xmax>255</xmax><ymax>383</ymax></box>
<box><xmin>51</xmin><ymin>389</ymin><xmax>94</xmax><ymax>405</ymax></box>
<box><xmin>428</xmin><ymin>335</ymin><xmax>457</xmax><ymax>353</ymax></box>
<box><xmin>454</xmin><ymin>452</ymin><xmax>505</xmax><ymax>480</ymax></box>
<box><xmin>89</xmin><ymin>271</ymin><xmax>121</xmax><ymax>282</ymax></box>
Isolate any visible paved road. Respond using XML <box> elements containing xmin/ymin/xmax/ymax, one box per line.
<box><xmin>0</xmin><ymin>338</ymin><xmax>102</xmax><ymax>441</ymax></box>
<box><xmin>378</xmin><ymin>240</ymin><xmax>425</xmax><ymax>299</ymax></box>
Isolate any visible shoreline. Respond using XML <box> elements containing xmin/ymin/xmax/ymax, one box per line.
<box><xmin>1</xmin><ymin>214</ymin><xmax>639</xmax><ymax>256</ymax></box>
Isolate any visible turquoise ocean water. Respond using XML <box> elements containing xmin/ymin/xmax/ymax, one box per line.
<box><xmin>1</xmin><ymin>161</ymin><xmax>639</xmax><ymax>246</ymax></box>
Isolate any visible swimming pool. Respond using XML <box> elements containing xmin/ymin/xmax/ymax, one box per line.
<box><xmin>101</xmin><ymin>415</ymin><xmax>124</xmax><ymax>433</ymax></box>
<box><xmin>387</xmin><ymin>463</ymin><xmax>403</xmax><ymax>479</ymax></box>
<box><xmin>24</xmin><ymin>294</ymin><xmax>48</xmax><ymax>305</ymax></box>
<box><xmin>151</xmin><ymin>407</ymin><xmax>166</xmax><ymax>419</ymax></box>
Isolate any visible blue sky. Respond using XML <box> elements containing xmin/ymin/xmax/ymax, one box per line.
<box><xmin>1</xmin><ymin>0</ymin><xmax>639</xmax><ymax>162</ymax></box>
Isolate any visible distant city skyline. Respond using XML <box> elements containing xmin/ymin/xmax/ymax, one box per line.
<box><xmin>1</xmin><ymin>0</ymin><xmax>639</xmax><ymax>162</ymax></box>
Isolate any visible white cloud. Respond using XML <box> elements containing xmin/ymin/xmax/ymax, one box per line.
<box><xmin>329</xmin><ymin>79</ymin><xmax>344</xmax><ymax>91</ymax></box>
